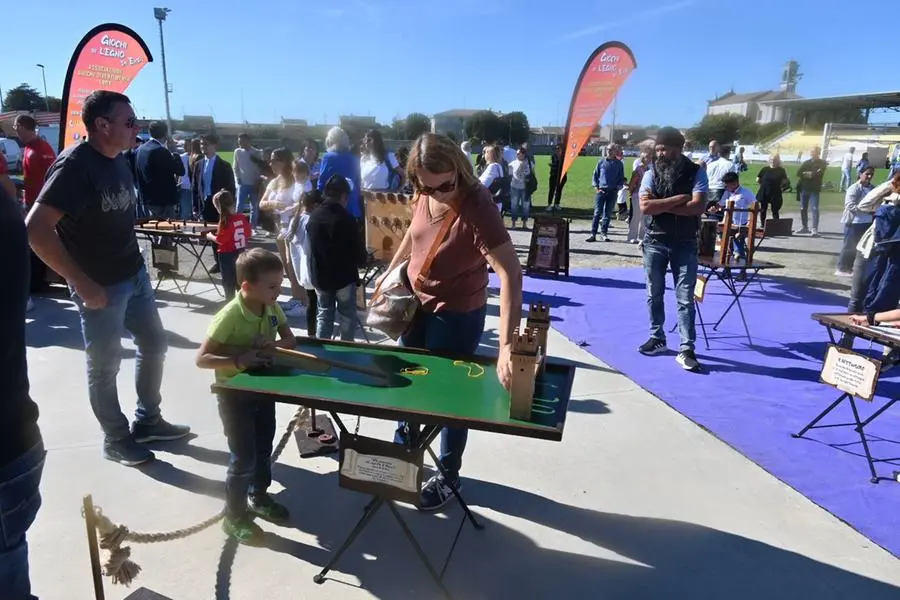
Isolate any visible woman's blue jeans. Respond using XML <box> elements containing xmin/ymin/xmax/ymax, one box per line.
<box><xmin>393</xmin><ymin>305</ymin><xmax>487</xmax><ymax>482</ymax></box>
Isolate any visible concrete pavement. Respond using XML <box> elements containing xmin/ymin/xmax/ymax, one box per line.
<box><xmin>24</xmin><ymin>287</ymin><xmax>900</xmax><ymax>599</ymax></box>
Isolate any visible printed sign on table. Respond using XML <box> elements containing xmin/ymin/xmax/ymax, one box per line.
<box><xmin>820</xmin><ymin>345</ymin><xmax>881</xmax><ymax>401</ymax></box>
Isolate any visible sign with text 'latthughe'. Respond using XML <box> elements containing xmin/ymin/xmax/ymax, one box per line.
<box><xmin>559</xmin><ymin>41</ymin><xmax>636</xmax><ymax>182</ymax></box>
<box><xmin>59</xmin><ymin>24</ymin><xmax>153</xmax><ymax>151</ymax></box>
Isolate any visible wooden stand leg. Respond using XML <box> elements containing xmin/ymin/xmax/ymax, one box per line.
<box><xmin>746</xmin><ymin>201</ymin><xmax>759</xmax><ymax>267</ymax></box>
<box><xmin>718</xmin><ymin>199</ymin><xmax>735</xmax><ymax>266</ymax></box>
<box><xmin>84</xmin><ymin>495</ymin><xmax>106</xmax><ymax>600</ymax></box>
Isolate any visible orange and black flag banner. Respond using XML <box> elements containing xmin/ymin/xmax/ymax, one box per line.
<box><xmin>59</xmin><ymin>23</ymin><xmax>153</xmax><ymax>151</ymax></box>
<box><xmin>559</xmin><ymin>41</ymin><xmax>637</xmax><ymax>181</ymax></box>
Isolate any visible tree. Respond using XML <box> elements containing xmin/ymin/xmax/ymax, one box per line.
<box><xmin>464</xmin><ymin>110</ymin><xmax>504</xmax><ymax>143</ymax></box>
<box><xmin>2</xmin><ymin>83</ymin><xmax>61</xmax><ymax>112</ymax></box>
<box><xmin>688</xmin><ymin>113</ymin><xmax>757</xmax><ymax>146</ymax></box>
<box><xmin>501</xmin><ymin>111</ymin><xmax>530</xmax><ymax>145</ymax></box>
<box><xmin>404</xmin><ymin>113</ymin><xmax>431</xmax><ymax>140</ymax></box>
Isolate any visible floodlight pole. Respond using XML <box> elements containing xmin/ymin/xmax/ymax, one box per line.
<box><xmin>154</xmin><ymin>7</ymin><xmax>173</xmax><ymax>133</ymax></box>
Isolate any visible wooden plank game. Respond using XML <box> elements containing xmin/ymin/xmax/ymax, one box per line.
<box><xmin>363</xmin><ymin>191</ymin><xmax>413</xmax><ymax>263</ymax></box>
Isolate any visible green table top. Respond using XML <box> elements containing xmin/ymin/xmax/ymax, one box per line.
<box><xmin>212</xmin><ymin>338</ymin><xmax>574</xmax><ymax>441</ymax></box>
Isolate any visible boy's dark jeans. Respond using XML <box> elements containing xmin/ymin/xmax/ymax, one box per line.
<box><xmin>217</xmin><ymin>394</ymin><xmax>275</xmax><ymax>518</ymax></box>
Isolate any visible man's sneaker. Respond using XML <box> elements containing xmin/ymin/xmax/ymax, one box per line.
<box><xmin>222</xmin><ymin>513</ymin><xmax>265</xmax><ymax>545</ymax></box>
<box><xmin>638</xmin><ymin>338</ymin><xmax>667</xmax><ymax>356</ymax></box>
<box><xmin>602</xmin><ymin>235</ymin><xmax>611</xmax><ymax>242</ymax></box>
<box><xmin>796</xmin><ymin>227</ymin><xmax>810</xmax><ymax>234</ymax></box>
<box><xmin>131</xmin><ymin>419</ymin><xmax>191</xmax><ymax>444</ymax></box>
<box><xmin>810</xmin><ymin>229</ymin><xmax>820</xmax><ymax>237</ymax></box>
<box><xmin>248</xmin><ymin>493</ymin><xmax>290</xmax><ymax>523</ymax></box>
<box><xmin>834</xmin><ymin>270</ymin><xmax>853</xmax><ymax>278</ymax></box>
<box><xmin>676</xmin><ymin>350</ymin><xmax>702</xmax><ymax>372</ymax></box>
<box><xmin>418</xmin><ymin>475</ymin><xmax>461</xmax><ymax>512</ymax></box>
<box><xmin>103</xmin><ymin>437</ymin><xmax>155</xmax><ymax>467</ymax></box>
<box><xmin>585</xmin><ymin>235</ymin><xmax>597</xmax><ymax>243</ymax></box>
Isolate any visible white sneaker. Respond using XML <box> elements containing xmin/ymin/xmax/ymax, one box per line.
<box><xmin>25</xmin><ymin>297</ymin><xmax>34</xmax><ymax>312</ymax></box>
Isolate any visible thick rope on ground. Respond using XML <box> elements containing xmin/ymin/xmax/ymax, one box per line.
<box><xmin>86</xmin><ymin>405</ymin><xmax>306</xmax><ymax>586</ymax></box>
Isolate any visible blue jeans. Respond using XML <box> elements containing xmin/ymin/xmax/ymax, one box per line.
<box><xmin>799</xmin><ymin>191</ymin><xmax>820</xmax><ymax>231</ymax></box>
<box><xmin>393</xmin><ymin>305</ymin><xmax>487</xmax><ymax>482</ymax></box>
<box><xmin>146</xmin><ymin>204</ymin><xmax>176</xmax><ymax>220</ymax></box>
<box><xmin>315</xmin><ymin>283</ymin><xmax>357</xmax><ymax>340</ymax></box>
<box><xmin>178</xmin><ymin>189</ymin><xmax>193</xmax><ymax>219</ymax></box>
<box><xmin>238</xmin><ymin>184</ymin><xmax>260</xmax><ymax>228</ymax></box>
<box><xmin>217</xmin><ymin>394</ymin><xmax>275</xmax><ymax>518</ymax></box>
<box><xmin>840</xmin><ymin>168</ymin><xmax>852</xmax><ymax>191</ymax></box>
<box><xmin>0</xmin><ymin>440</ymin><xmax>45</xmax><ymax>600</ymax></box>
<box><xmin>219</xmin><ymin>251</ymin><xmax>241</xmax><ymax>301</ymax></box>
<box><xmin>643</xmin><ymin>238</ymin><xmax>698</xmax><ymax>352</ymax></box>
<box><xmin>510</xmin><ymin>187</ymin><xmax>530</xmax><ymax>222</ymax></box>
<box><xmin>72</xmin><ymin>267</ymin><xmax>168</xmax><ymax>442</ymax></box>
<box><xmin>591</xmin><ymin>188</ymin><xmax>618</xmax><ymax>236</ymax></box>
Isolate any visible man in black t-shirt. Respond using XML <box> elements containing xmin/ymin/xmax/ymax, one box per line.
<box><xmin>0</xmin><ymin>183</ymin><xmax>44</xmax><ymax>599</ymax></box>
<box><xmin>26</xmin><ymin>91</ymin><xmax>190</xmax><ymax>467</ymax></box>
<box><xmin>796</xmin><ymin>146</ymin><xmax>828</xmax><ymax>236</ymax></box>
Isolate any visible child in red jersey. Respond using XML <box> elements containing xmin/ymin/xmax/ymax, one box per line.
<box><xmin>207</xmin><ymin>189</ymin><xmax>251</xmax><ymax>300</ymax></box>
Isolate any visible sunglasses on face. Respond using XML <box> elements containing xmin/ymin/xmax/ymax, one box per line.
<box><xmin>418</xmin><ymin>180</ymin><xmax>456</xmax><ymax>195</ymax></box>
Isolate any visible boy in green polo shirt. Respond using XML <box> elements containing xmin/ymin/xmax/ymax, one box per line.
<box><xmin>196</xmin><ymin>248</ymin><xmax>297</xmax><ymax>544</ymax></box>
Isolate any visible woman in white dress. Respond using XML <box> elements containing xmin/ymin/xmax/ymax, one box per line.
<box><xmin>359</xmin><ymin>129</ymin><xmax>404</xmax><ymax>192</ymax></box>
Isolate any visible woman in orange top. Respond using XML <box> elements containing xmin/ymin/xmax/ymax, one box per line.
<box><xmin>381</xmin><ymin>133</ymin><xmax>523</xmax><ymax>511</ymax></box>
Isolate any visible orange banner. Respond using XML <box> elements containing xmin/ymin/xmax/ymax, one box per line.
<box><xmin>59</xmin><ymin>24</ymin><xmax>153</xmax><ymax>150</ymax></box>
<box><xmin>560</xmin><ymin>41</ymin><xmax>636</xmax><ymax>181</ymax></box>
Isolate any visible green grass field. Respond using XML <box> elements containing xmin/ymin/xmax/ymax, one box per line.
<box><xmin>216</xmin><ymin>151</ymin><xmax>849</xmax><ymax>217</ymax></box>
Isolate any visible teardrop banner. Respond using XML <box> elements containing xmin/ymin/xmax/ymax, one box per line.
<box><xmin>559</xmin><ymin>41</ymin><xmax>636</xmax><ymax>181</ymax></box>
<box><xmin>58</xmin><ymin>24</ymin><xmax>153</xmax><ymax>151</ymax></box>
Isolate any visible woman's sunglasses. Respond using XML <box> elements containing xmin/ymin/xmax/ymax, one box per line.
<box><xmin>418</xmin><ymin>180</ymin><xmax>456</xmax><ymax>195</ymax></box>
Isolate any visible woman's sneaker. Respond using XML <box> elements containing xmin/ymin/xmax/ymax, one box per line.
<box><xmin>418</xmin><ymin>475</ymin><xmax>461</xmax><ymax>512</ymax></box>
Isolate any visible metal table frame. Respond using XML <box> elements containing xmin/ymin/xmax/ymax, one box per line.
<box><xmin>135</xmin><ymin>228</ymin><xmax>222</xmax><ymax>304</ymax></box>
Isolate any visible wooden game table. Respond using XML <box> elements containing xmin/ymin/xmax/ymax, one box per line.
<box><xmin>212</xmin><ymin>337</ymin><xmax>574</xmax><ymax>598</ymax></box>
<box><xmin>133</xmin><ymin>219</ymin><xmax>221</xmax><ymax>303</ymax></box>
<box><xmin>793</xmin><ymin>314</ymin><xmax>900</xmax><ymax>483</ymax></box>
<box><xmin>693</xmin><ymin>257</ymin><xmax>783</xmax><ymax>347</ymax></box>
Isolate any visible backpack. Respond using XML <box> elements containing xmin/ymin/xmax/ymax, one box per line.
<box><xmin>525</xmin><ymin>156</ymin><xmax>538</xmax><ymax>195</ymax></box>
<box><xmin>488</xmin><ymin>161</ymin><xmax>511</xmax><ymax>201</ymax></box>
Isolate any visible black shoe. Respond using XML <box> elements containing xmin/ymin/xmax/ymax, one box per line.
<box><xmin>209</xmin><ymin>263</ymin><xmax>221</xmax><ymax>274</ymax></box>
<box><xmin>638</xmin><ymin>338</ymin><xmax>667</xmax><ymax>356</ymax></box>
<box><xmin>103</xmin><ymin>437</ymin><xmax>155</xmax><ymax>467</ymax></box>
<box><xmin>131</xmin><ymin>419</ymin><xmax>191</xmax><ymax>444</ymax></box>
<box><xmin>676</xmin><ymin>350</ymin><xmax>702</xmax><ymax>372</ymax></box>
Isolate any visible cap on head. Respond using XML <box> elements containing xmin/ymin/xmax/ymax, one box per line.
<box><xmin>655</xmin><ymin>127</ymin><xmax>685</xmax><ymax>148</ymax></box>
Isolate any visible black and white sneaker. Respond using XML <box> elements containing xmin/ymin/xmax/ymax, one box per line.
<box><xmin>676</xmin><ymin>350</ymin><xmax>702</xmax><ymax>372</ymax></box>
<box><xmin>638</xmin><ymin>338</ymin><xmax>667</xmax><ymax>355</ymax></box>
<box><xmin>418</xmin><ymin>475</ymin><xmax>461</xmax><ymax>512</ymax></box>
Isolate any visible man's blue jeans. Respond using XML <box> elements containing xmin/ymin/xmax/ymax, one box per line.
<box><xmin>643</xmin><ymin>238</ymin><xmax>698</xmax><ymax>352</ymax></box>
<box><xmin>592</xmin><ymin>188</ymin><xmax>618</xmax><ymax>236</ymax></box>
<box><xmin>840</xmin><ymin>168</ymin><xmax>852</xmax><ymax>191</ymax></box>
<box><xmin>315</xmin><ymin>284</ymin><xmax>357</xmax><ymax>341</ymax></box>
<box><xmin>799</xmin><ymin>191</ymin><xmax>820</xmax><ymax>231</ymax></box>
<box><xmin>0</xmin><ymin>440</ymin><xmax>45</xmax><ymax>600</ymax></box>
<box><xmin>393</xmin><ymin>305</ymin><xmax>486</xmax><ymax>482</ymax></box>
<box><xmin>72</xmin><ymin>267</ymin><xmax>168</xmax><ymax>442</ymax></box>
<box><xmin>238</xmin><ymin>184</ymin><xmax>260</xmax><ymax>228</ymax></box>
<box><xmin>178</xmin><ymin>189</ymin><xmax>193</xmax><ymax>219</ymax></box>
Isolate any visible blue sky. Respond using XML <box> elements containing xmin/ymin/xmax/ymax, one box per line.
<box><xmin>5</xmin><ymin>0</ymin><xmax>889</xmax><ymax>128</ymax></box>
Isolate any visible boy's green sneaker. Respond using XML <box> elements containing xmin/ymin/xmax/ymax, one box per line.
<box><xmin>222</xmin><ymin>514</ymin><xmax>265</xmax><ymax>545</ymax></box>
<box><xmin>248</xmin><ymin>493</ymin><xmax>290</xmax><ymax>523</ymax></box>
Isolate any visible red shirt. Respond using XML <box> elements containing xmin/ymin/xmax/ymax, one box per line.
<box><xmin>23</xmin><ymin>137</ymin><xmax>56</xmax><ymax>205</ymax></box>
<box><xmin>0</xmin><ymin>152</ymin><xmax>7</xmax><ymax>176</ymax></box>
<box><xmin>215</xmin><ymin>213</ymin><xmax>251</xmax><ymax>253</ymax></box>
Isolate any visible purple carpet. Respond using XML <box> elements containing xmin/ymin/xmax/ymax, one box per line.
<box><xmin>493</xmin><ymin>267</ymin><xmax>900</xmax><ymax>558</ymax></box>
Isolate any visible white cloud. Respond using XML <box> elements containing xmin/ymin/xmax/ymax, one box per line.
<box><xmin>560</xmin><ymin>0</ymin><xmax>696</xmax><ymax>42</ymax></box>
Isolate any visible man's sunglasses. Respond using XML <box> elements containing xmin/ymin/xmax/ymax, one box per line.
<box><xmin>418</xmin><ymin>180</ymin><xmax>456</xmax><ymax>195</ymax></box>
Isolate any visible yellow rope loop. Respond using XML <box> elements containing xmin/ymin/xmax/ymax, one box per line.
<box><xmin>452</xmin><ymin>360</ymin><xmax>485</xmax><ymax>378</ymax></box>
<box><xmin>86</xmin><ymin>405</ymin><xmax>305</xmax><ymax>586</ymax></box>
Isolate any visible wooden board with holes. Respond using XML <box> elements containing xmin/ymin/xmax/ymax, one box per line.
<box><xmin>363</xmin><ymin>191</ymin><xmax>414</xmax><ymax>262</ymax></box>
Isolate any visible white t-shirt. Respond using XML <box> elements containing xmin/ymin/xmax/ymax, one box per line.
<box><xmin>288</xmin><ymin>212</ymin><xmax>313</xmax><ymax>290</ymax></box>
<box><xmin>707</xmin><ymin>158</ymin><xmax>736</xmax><ymax>190</ymax></box>
<box><xmin>262</xmin><ymin>179</ymin><xmax>298</xmax><ymax>235</ymax></box>
<box><xmin>509</xmin><ymin>158</ymin><xmax>531</xmax><ymax>189</ymax></box>
<box><xmin>722</xmin><ymin>186</ymin><xmax>756</xmax><ymax>226</ymax></box>
<box><xmin>841</xmin><ymin>152</ymin><xmax>854</xmax><ymax>170</ymax></box>
<box><xmin>360</xmin><ymin>152</ymin><xmax>400</xmax><ymax>190</ymax></box>
<box><xmin>479</xmin><ymin>162</ymin><xmax>504</xmax><ymax>189</ymax></box>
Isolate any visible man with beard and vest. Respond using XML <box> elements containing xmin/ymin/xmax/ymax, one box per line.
<box><xmin>638</xmin><ymin>127</ymin><xmax>709</xmax><ymax>372</ymax></box>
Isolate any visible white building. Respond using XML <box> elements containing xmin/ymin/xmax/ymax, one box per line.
<box><xmin>706</xmin><ymin>61</ymin><xmax>802</xmax><ymax>125</ymax></box>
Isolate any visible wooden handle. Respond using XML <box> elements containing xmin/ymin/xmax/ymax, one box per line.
<box><xmin>275</xmin><ymin>347</ymin><xmax>388</xmax><ymax>379</ymax></box>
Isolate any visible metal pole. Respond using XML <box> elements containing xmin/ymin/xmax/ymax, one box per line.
<box><xmin>156</xmin><ymin>11</ymin><xmax>173</xmax><ymax>133</ymax></box>
<box><xmin>36</xmin><ymin>64</ymin><xmax>49</xmax><ymax>111</ymax></box>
